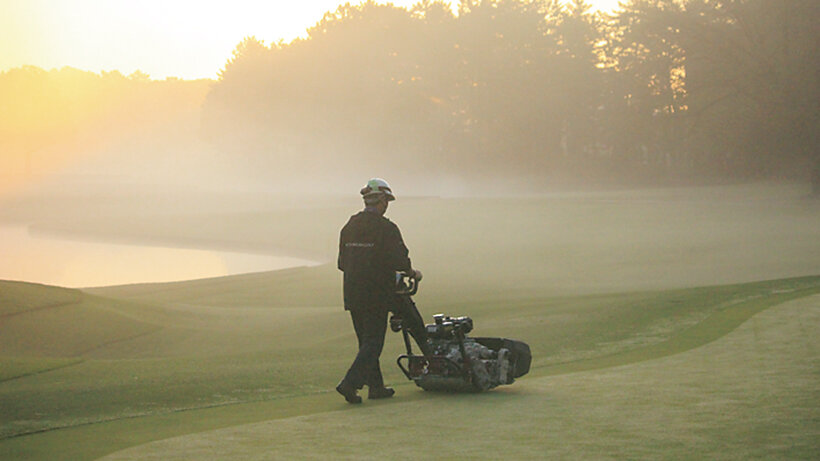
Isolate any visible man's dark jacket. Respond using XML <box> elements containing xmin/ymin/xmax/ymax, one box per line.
<box><xmin>338</xmin><ymin>210</ymin><xmax>412</xmax><ymax>311</ymax></box>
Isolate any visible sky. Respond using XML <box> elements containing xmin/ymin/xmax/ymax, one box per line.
<box><xmin>0</xmin><ymin>0</ymin><xmax>621</xmax><ymax>80</ymax></box>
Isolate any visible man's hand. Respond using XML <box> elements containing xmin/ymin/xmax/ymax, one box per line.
<box><xmin>411</xmin><ymin>269</ymin><xmax>423</xmax><ymax>281</ymax></box>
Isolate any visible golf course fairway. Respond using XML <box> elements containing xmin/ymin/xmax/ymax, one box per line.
<box><xmin>100</xmin><ymin>294</ymin><xmax>819</xmax><ymax>460</ymax></box>
<box><xmin>1</xmin><ymin>184</ymin><xmax>818</xmax><ymax>459</ymax></box>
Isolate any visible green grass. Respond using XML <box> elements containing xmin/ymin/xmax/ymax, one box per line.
<box><xmin>0</xmin><ymin>358</ymin><xmax>83</xmax><ymax>382</ymax></box>
<box><xmin>1</xmin><ymin>275</ymin><xmax>818</xmax><ymax>460</ymax></box>
<box><xmin>0</xmin><ymin>183</ymin><xmax>818</xmax><ymax>459</ymax></box>
<box><xmin>98</xmin><ymin>294</ymin><xmax>818</xmax><ymax>461</ymax></box>
<box><xmin>0</xmin><ymin>281</ymin><xmax>83</xmax><ymax>317</ymax></box>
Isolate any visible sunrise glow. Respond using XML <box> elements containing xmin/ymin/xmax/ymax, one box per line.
<box><xmin>0</xmin><ymin>0</ymin><xmax>622</xmax><ymax>80</ymax></box>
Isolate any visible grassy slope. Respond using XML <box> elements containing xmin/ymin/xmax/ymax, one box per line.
<box><xmin>0</xmin><ymin>184</ymin><xmax>818</xmax><ymax>459</ymax></box>
<box><xmin>0</xmin><ymin>281</ymin><xmax>82</xmax><ymax>317</ymax></box>
<box><xmin>100</xmin><ymin>294</ymin><xmax>820</xmax><ymax>461</ymax></box>
<box><xmin>1</xmin><ymin>275</ymin><xmax>818</xmax><ymax>460</ymax></box>
<box><xmin>0</xmin><ymin>282</ymin><xmax>155</xmax><ymax>381</ymax></box>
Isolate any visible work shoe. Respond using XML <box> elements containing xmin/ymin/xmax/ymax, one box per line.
<box><xmin>336</xmin><ymin>382</ymin><xmax>362</xmax><ymax>404</ymax></box>
<box><xmin>368</xmin><ymin>386</ymin><xmax>395</xmax><ymax>400</ymax></box>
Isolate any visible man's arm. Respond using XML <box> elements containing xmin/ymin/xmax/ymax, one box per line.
<box><xmin>384</xmin><ymin>222</ymin><xmax>412</xmax><ymax>273</ymax></box>
<box><xmin>338</xmin><ymin>222</ymin><xmax>348</xmax><ymax>272</ymax></box>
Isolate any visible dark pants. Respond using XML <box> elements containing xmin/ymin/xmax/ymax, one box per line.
<box><xmin>342</xmin><ymin>306</ymin><xmax>388</xmax><ymax>390</ymax></box>
<box><xmin>341</xmin><ymin>295</ymin><xmax>429</xmax><ymax>390</ymax></box>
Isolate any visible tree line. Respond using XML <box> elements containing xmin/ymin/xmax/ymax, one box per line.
<box><xmin>204</xmin><ymin>0</ymin><xmax>819</xmax><ymax>191</ymax></box>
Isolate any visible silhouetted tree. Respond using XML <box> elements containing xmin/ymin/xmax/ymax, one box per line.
<box><xmin>200</xmin><ymin>0</ymin><xmax>818</xmax><ymax>190</ymax></box>
<box><xmin>678</xmin><ymin>0</ymin><xmax>819</xmax><ymax>185</ymax></box>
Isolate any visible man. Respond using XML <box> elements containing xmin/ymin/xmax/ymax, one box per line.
<box><xmin>336</xmin><ymin>178</ymin><xmax>430</xmax><ymax>404</ymax></box>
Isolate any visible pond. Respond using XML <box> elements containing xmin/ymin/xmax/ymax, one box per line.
<box><xmin>0</xmin><ymin>225</ymin><xmax>318</xmax><ymax>288</ymax></box>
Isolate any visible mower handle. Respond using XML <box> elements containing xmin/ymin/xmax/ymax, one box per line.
<box><xmin>395</xmin><ymin>271</ymin><xmax>420</xmax><ymax>296</ymax></box>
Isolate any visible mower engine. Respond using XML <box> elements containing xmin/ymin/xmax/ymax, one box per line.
<box><xmin>393</xmin><ymin>312</ymin><xmax>531</xmax><ymax>392</ymax></box>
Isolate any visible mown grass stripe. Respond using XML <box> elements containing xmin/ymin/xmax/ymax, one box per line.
<box><xmin>534</xmin><ymin>285</ymin><xmax>820</xmax><ymax>376</ymax></box>
<box><xmin>0</xmin><ymin>358</ymin><xmax>85</xmax><ymax>383</ymax></box>
<box><xmin>2</xmin><ymin>280</ymin><xmax>818</xmax><ymax>461</ymax></box>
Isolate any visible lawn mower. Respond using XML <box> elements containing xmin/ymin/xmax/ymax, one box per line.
<box><xmin>390</xmin><ymin>273</ymin><xmax>531</xmax><ymax>392</ymax></box>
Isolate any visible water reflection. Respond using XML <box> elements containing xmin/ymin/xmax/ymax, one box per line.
<box><xmin>0</xmin><ymin>225</ymin><xmax>317</xmax><ymax>288</ymax></box>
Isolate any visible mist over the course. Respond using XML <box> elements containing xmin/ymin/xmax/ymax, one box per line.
<box><xmin>1</xmin><ymin>2</ymin><xmax>819</xmax><ymax>460</ymax></box>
